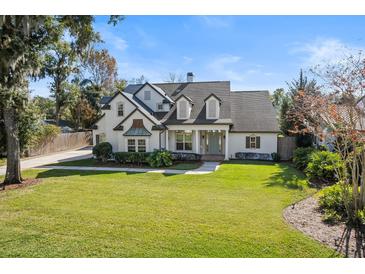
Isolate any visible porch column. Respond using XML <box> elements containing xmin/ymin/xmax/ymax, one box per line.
<box><xmin>225</xmin><ymin>129</ymin><xmax>229</xmax><ymax>160</ymax></box>
<box><xmin>195</xmin><ymin>130</ymin><xmax>200</xmax><ymax>154</ymax></box>
<box><xmin>165</xmin><ymin>130</ymin><xmax>169</xmax><ymax>150</ymax></box>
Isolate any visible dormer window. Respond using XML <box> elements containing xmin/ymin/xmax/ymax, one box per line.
<box><xmin>176</xmin><ymin>96</ymin><xmax>192</xmax><ymax>120</ymax></box>
<box><xmin>205</xmin><ymin>95</ymin><xmax>220</xmax><ymax>119</ymax></box>
<box><xmin>144</xmin><ymin>90</ymin><xmax>151</xmax><ymax>100</ymax></box>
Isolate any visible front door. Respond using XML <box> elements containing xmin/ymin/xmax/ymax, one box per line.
<box><xmin>207</xmin><ymin>132</ymin><xmax>220</xmax><ymax>154</ymax></box>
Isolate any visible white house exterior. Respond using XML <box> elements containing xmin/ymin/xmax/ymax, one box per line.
<box><xmin>93</xmin><ymin>74</ymin><xmax>280</xmax><ymax>160</ymax></box>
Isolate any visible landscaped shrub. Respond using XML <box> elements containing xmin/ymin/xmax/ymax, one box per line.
<box><xmin>114</xmin><ymin>152</ymin><xmax>151</xmax><ymax>165</ymax></box>
<box><xmin>293</xmin><ymin>147</ymin><xmax>316</xmax><ymax>170</ymax></box>
<box><xmin>92</xmin><ymin>142</ymin><xmax>113</xmax><ymax>162</ymax></box>
<box><xmin>127</xmin><ymin>152</ymin><xmax>150</xmax><ymax>166</ymax></box>
<box><xmin>171</xmin><ymin>152</ymin><xmax>202</xmax><ymax>161</ymax></box>
<box><xmin>114</xmin><ymin>152</ymin><xmax>129</xmax><ymax>164</ymax></box>
<box><xmin>318</xmin><ymin>183</ymin><xmax>351</xmax><ymax>223</ymax></box>
<box><xmin>147</xmin><ymin>149</ymin><xmax>173</xmax><ymax>168</ymax></box>
<box><xmin>305</xmin><ymin>150</ymin><xmax>343</xmax><ymax>183</ymax></box>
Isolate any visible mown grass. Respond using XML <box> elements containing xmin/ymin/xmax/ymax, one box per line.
<box><xmin>0</xmin><ymin>158</ymin><xmax>5</xmax><ymax>166</ymax></box>
<box><xmin>0</xmin><ymin>161</ymin><xmax>337</xmax><ymax>257</ymax></box>
<box><xmin>49</xmin><ymin>158</ymin><xmax>202</xmax><ymax>170</ymax></box>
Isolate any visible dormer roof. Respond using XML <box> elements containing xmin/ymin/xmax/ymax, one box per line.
<box><xmin>204</xmin><ymin>93</ymin><xmax>222</xmax><ymax>103</ymax></box>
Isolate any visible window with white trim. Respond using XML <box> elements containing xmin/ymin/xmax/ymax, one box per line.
<box><xmin>117</xmin><ymin>102</ymin><xmax>124</xmax><ymax>116</ymax></box>
<box><xmin>144</xmin><ymin>90</ymin><xmax>151</xmax><ymax>100</ymax></box>
<box><xmin>206</xmin><ymin>97</ymin><xmax>219</xmax><ymax>119</ymax></box>
<box><xmin>127</xmin><ymin>139</ymin><xmax>136</xmax><ymax>152</ymax></box>
<box><xmin>137</xmin><ymin>139</ymin><xmax>146</xmax><ymax>152</ymax></box>
<box><xmin>177</xmin><ymin>99</ymin><xmax>188</xmax><ymax>119</ymax></box>
<box><xmin>157</xmin><ymin>103</ymin><xmax>163</xmax><ymax>111</ymax></box>
<box><xmin>245</xmin><ymin>135</ymin><xmax>261</xmax><ymax>149</ymax></box>
<box><xmin>127</xmin><ymin>139</ymin><xmax>147</xmax><ymax>152</ymax></box>
<box><xmin>176</xmin><ymin>130</ymin><xmax>192</xmax><ymax>151</ymax></box>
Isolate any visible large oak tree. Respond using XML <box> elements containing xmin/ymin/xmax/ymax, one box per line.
<box><xmin>0</xmin><ymin>15</ymin><xmax>123</xmax><ymax>185</ymax></box>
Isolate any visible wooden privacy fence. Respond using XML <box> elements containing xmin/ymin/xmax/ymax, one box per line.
<box><xmin>278</xmin><ymin>136</ymin><xmax>296</xmax><ymax>161</ymax></box>
<box><xmin>26</xmin><ymin>131</ymin><xmax>92</xmax><ymax>157</ymax></box>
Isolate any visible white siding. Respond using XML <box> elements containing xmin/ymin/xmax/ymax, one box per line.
<box><xmin>115</xmin><ymin>110</ymin><xmax>160</xmax><ymax>152</ymax></box>
<box><xmin>228</xmin><ymin>132</ymin><xmax>278</xmax><ymax>159</ymax></box>
<box><xmin>134</xmin><ymin>85</ymin><xmax>168</xmax><ymax>112</ymax></box>
<box><xmin>93</xmin><ymin>93</ymin><xmax>136</xmax><ymax>151</ymax></box>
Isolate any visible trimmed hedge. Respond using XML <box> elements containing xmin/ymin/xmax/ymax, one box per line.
<box><xmin>114</xmin><ymin>152</ymin><xmax>151</xmax><ymax>166</ymax></box>
<box><xmin>171</xmin><ymin>152</ymin><xmax>202</xmax><ymax>161</ymax></box>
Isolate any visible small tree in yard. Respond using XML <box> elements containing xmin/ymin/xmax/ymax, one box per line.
<box><xmin>288</xmin><ymin>52</ymin><xmax>365</xmax><ymax>225</ymax></box>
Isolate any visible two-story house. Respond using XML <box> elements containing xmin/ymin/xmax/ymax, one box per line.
<box><xmin>92</xmin><ymin>73</ymin><xmax>279</xmax><ymax>160</ymax></box>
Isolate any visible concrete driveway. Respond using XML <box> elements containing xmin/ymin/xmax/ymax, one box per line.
<box><xmin>0</xmin><ymin>146</ymin><xmax>92</xmax><ymax>176</ymax></box>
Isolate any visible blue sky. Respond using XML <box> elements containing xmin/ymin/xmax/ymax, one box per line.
<box><xmin>30</xmin><ymin>16</ymin><xmax>365</xmax><ymax>97</ymax></box>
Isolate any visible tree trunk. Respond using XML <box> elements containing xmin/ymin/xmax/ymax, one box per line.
<box><xmin>55</xmin><ymin>96</ymin><xmax>60</xmax><ymax>126</ymax></box>
<box><xmin>3</xmin><ymin>107</ymin><xmax>22</xmax><ymax>185</ymax></box>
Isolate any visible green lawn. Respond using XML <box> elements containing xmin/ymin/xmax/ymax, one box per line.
<box><xmin>0</xmin><ymin>158</ymin><xmax>5</xmax><ymax>166</ymax></box>
<box><xmin>0</xmin><ymin>161</ymin><xmax>337</xmax><ymax>257</ymax></box>
<box><xmin>50</xmin><ymin>158</ymin><xmax>202</xmax><ymax>170</ymax></box>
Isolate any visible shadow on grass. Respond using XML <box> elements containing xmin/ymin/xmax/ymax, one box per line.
<box><xmin>223</xmin><ymin>159</ymin><xmax>276</xmax><ymax>166</ymax></box>
<box><xmin>265</xmin><ymin>163</ymin><xmax>307</xmax><ymax>190</ymax></box>
<box><xmin>35</xmin><ymin>168</ymin><xmax>178</xmax><ymax>179</ymax></box>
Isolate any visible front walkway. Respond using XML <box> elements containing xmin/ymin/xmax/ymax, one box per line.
<box><xmin>37</xmin><ymin>161</ymin><xmax>221</xmax><ymax>175</ymax></box>
<box><xmin>0</xmin><ymin>146</ymin><xmax>92</xmax><ymax>176</ymax></box>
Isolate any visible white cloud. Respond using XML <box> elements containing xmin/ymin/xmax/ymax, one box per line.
<box><xmin>114</xmin><ymin>37</ymin><xmax>128</xmax><ymax>52</ymax></box>
<box><xmin>291</xmin><ymin>38</ymin><xmax>364</xmax><ymax>66</ymax></box>
<box><xmin>207</xmin><ymin>54</ymin><xmax>247</xmax><ymax>81</ymax></box>
<box><xmin>135</xmin><ymin>27</ymin><xmax>157</xmax><ymax>48</ymax></box>
<box><xmin>183</xmin><ymin>56</ymin><xmax>193</xmax><ymax>64</ymax></box>
<box><xmin>199</xmin><ymin>16</ymin><xmax>232</xmax><ymax>28</ymax></box>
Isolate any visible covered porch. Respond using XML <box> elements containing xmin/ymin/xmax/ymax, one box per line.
<box><xmin>164</xmin><ymin>125</ymin><xmax>230</xmax><ymax>160</ymax></box>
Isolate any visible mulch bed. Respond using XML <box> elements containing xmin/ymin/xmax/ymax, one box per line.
<box><xmin>0</xmin><ymin>178</ymin><xmax>42</xmax><ymax>192</ymax></box>
<box><xmin>283</xmin><ymin>196</ymin><xmax>365</xmax><ymax>257</ymax></box>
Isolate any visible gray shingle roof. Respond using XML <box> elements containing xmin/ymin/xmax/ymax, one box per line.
<box><xmin>100</xmin><ymin>96</ymin><xmax>112</xmax><ymax>105</ymax></box>
<box><xmin>119</xmin><ymin>81</ymin><xmax>279</xmax><ymax>132</ymax></box>
<box><xmin>229</xmin><ymin>91</ymin><xmax>280</xmax><ymax>132</ymax></box>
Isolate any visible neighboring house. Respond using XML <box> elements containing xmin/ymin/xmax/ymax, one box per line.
<box><xmin>92</xmin><ymin>73</ymin><xmax>280</xmax><ymax>160</ymax></box>
<box><xmin>44</xmin><ymin>119</ymin><xmax>74</xmax><ymax>133</ymax></box>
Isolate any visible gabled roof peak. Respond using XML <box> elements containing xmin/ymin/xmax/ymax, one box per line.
<box><xmin>204</xmin><ymin>93</ymin><xmax>222</xmax><ymax>102</ymax></box>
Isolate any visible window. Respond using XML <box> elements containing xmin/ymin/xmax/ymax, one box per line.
<box><xmin>127</xmin><ymin>139</ymin><xmax>146</xmax><ymax>152</ymax></box>
<box><xmin>137</xmin><ymin>139</ymin><xmax>146</xmax><ymax>152</ymax></box>
<box><xmin>157</xmin><ymin>103</ymin><xmax>164</xmax><ymax>111</ymax></box>
<box><xmin>206</xmin><ymin>98</ymin><xmax>219</xmax><ymax>119</ymax></box>
<box><xmin>246</xmin><ymin>136</ymin><xmax>261</xmax><ymax>149</ymax></box>
<box><xmin>178</xmin><ymin>100</ymin><xmax>188</xmax><ymax>119</ymax></box>
<box><xmin>208</xmin><ymin>100</ymin><xmax>216</xmax><ymax>118</ymax></box>
<box><xmin>144</xmin><ymin>90</ymin><xmax>151</xmax><ymax>100</ymax></box>
<box><xmin>96</xmin><ymin>133</ymin><xmax>106</xmax><ymax>144</ymax></box>
<box><xmin>176</xmin><ymin>130</ymin><xmax>192</xmax><ymax>151</ymax></box>
<box><xmin>117</xmin><ymin>103</ymin><xmax>124</xmax><ymax>116</ymax></box>
<box><xmin>127</xmin><ymin>139</ymin><xmax>136</xmax><ymax>152</ymax></box>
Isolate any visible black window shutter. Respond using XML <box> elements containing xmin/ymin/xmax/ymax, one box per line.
<box><xmin>256</xmin><ymin>136</ymin><xmax>261</xmax><ymax>149</ymax></box>
<box><xmin>246</xmin><ymin>136</ymin><xmax>250</xmax><ymax>148</ymax></box>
